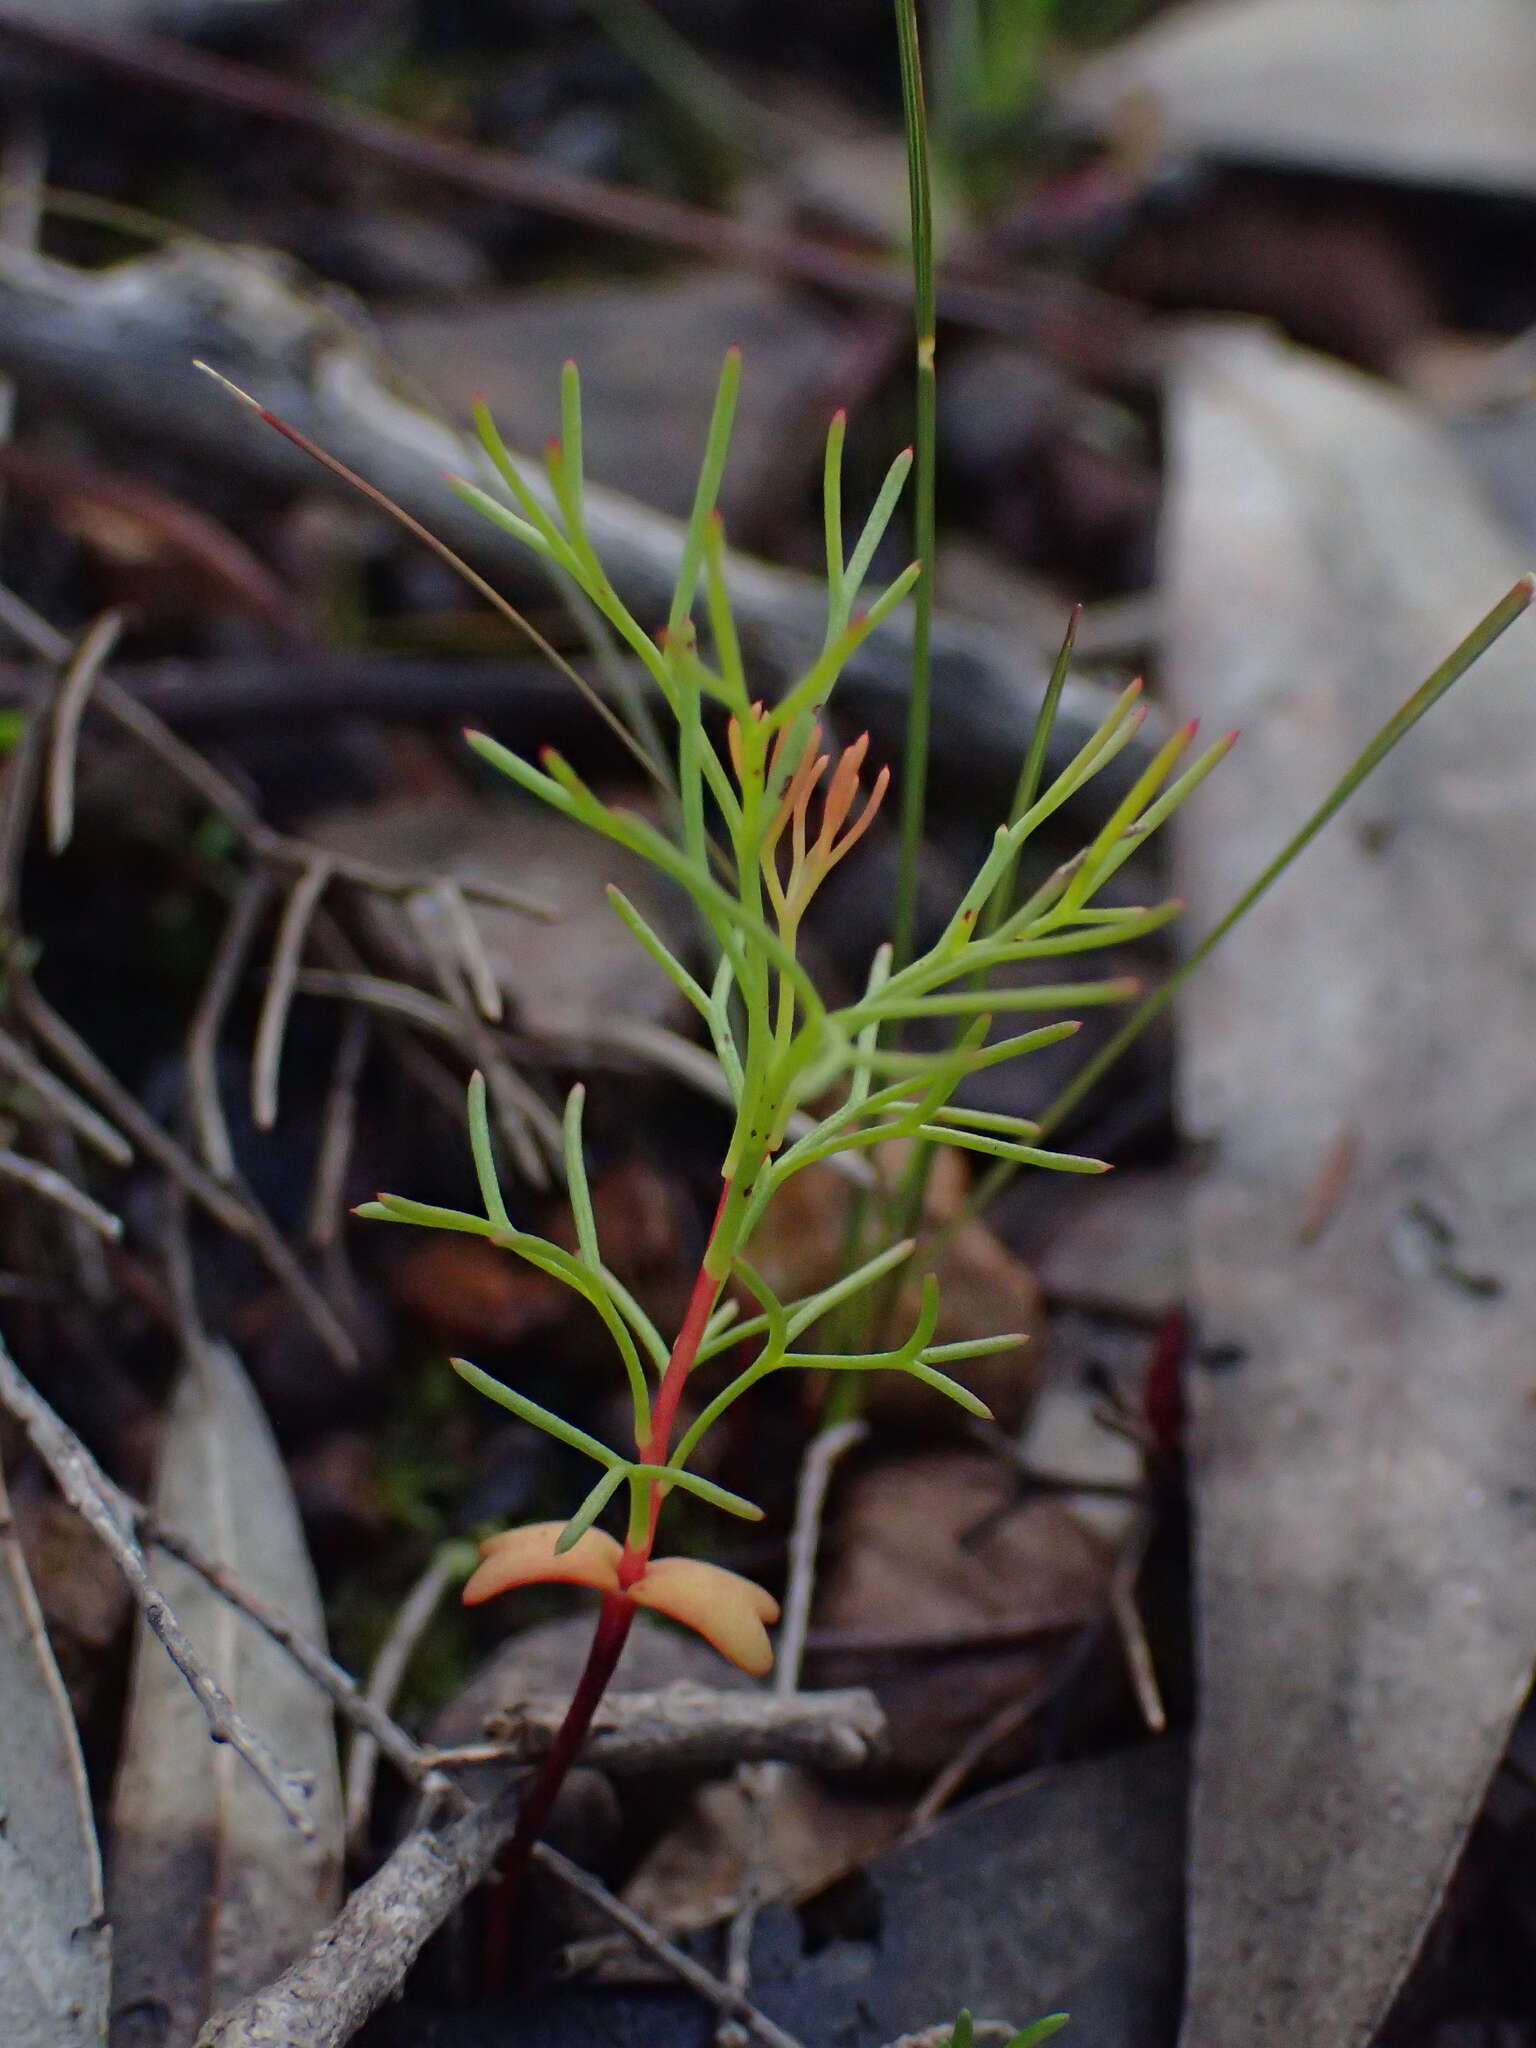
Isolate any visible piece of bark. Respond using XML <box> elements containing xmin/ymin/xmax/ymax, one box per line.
<box><xmin>0</xmin><ymin>240</ymin><xmax>1140</xmax><ymax>805</ymax></box>
<box><xmin>108</xmin><ymin>1341</ymin><xmax>343</xmax><ymax>2047</ymax></box>
<box><xmin>0</xmin><ymin>1461</ymin><xmax>110</xmax><ymax>2048</ymax></box>
<box><xmin>1163</xmin><ymin>323</ymin><xmax>1536</xmax><ymax>2044</ymax></box>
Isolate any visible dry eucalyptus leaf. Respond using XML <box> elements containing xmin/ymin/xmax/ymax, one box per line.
<box><xmin>107</xmin><ymin>1342</ymin><xmax>343</xmax><ymax>2048</ymax></box>
<box><xmin>1164</xmin><ymin>324</ymin><xmax>1536</xmax><ymax>2045</ymax></box>
<box><xmin>622</xmin><ymin>1771</ymin><xmax>906</xmax><ymax>1940</ymax></box>
<box><xmin>11</xmin><ymin>1479</ymin><xmax>131</xmax><ymax>1723</ymax></box>
<box><xmin>1066</xmin><ymin>0</ymin><xmax>1536</xmax><ymax>197</ymax></box>
<box><xmin>0</xmin><ymin>1462</ymin><xmax>109</xmax><ymax>2048</ymax></box>
<box><xmin>812</xmin><ymin>1451</ymin><xmax>1112</xmax><ymax>1779</ymax></box>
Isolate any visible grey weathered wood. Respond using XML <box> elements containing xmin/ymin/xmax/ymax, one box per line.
<box><xmin>0</xmin><ymin>1461</ymin><xmax>109</xmax><ymax>2048</ymax></box>
<box><xmin>108</xmin><ymin>1341</ymin><xmax>343</xmax><ymax>2046</ymax></box>
<box><xmin>473</xmin><ymin>1681</ymin><xmax>885</xmax><ymax>1774</ymax></box>
<box><xmin>0</xmin><ymin>240</ymin><xmax>1139</xmax><ymax>803</ymax></box>
<box><xmin>1164</xmin><ymin>324</ymin><xmax>1536</xmax><ymax>2044</ymax></box>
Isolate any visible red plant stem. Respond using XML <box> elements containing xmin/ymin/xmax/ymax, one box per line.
<box><xmin>493</xmin><ymin>1180</ymin><xmax>733</xmax><ymax>1903</ymax></box>
<box><xmin>625</xmin><ymin>1177</ymin><xmax>733</xmax><ymax>1577</ymax></box>
<box><xmin>494</xmin><ymin>1588</ymin><xmax>635</xmax><ymax>1895</ymax></box>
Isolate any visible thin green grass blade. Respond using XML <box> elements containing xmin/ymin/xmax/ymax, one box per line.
<box><xmin>824</xmin><ymin>407</ymin><xmax>848</xmax><ymax>624</ymax></box>
<box><xmin>977</xmin><ymin>604</ymin><xmax>1082</xmax><ymax>950</ymax></box>
<box><xmin>843</xmin><ymin>446</ymin><xmax>916</xmax><ymax>610</ymax></box>
<box><xmin>891</xmin><ymin>0</ymin><xmax>937</xmax><ymax>969</ymax></box>
<box><xmin>1003</xmin><ymin>2019</ymin><xmax>1070</xmax><ymax>2048</ymax></box>
<box><xmin>1033</xmin><ymin>573</ymin><xmax>1535</xmax><ymax>1141</ymax></box>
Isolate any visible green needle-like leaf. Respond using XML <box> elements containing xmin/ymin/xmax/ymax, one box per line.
<box><xmin>466</xmin><ymin>1070</ymin><xmax>511</xmax><ymax>1232</ymax></box>
<box><xmin>1003</xmin><ymin>2019</ymin><xmax>1070</xmax><ymax>2048</ymax></box>
<box><xmin>450</xmin><ymin>1359</ymin><xmax>624</xmax><ymax>1468</ymax></box>
<box><xmin>557</xmin><ymin>1464</ymin><xmax>628</xmax><ymax>1551</ymax></box>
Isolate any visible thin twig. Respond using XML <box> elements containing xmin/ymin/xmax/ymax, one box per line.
<box><xmin>145</xmin><ymin>1510</ymin><xmax>446</xmax><ymax>1800</ymax></box>
<box><xmin>402</xmin><ymin>885</ymin><xmax>553</xmax><ymax>1185</ymax></box>
<box><xmin>0</xmin><ymin>1024</ymin><xmax>131</xmax><ymax>1164</ymax></box>
<box><xmin>0</xmin><ymin>581</ymin><xmax>550</xmax><ymax>919</ymax></box>
<box><xmin>721</xmin><ymin>1419</ymin><xmax>867</xmax><ymax>2039</ymax></box>
<box><xmin>16</xmin><ymin>980</ymin><xmax>358</xmax><ymax>1368</ymax></box>
<box><xmin>0</xmin><ymin>13</ymin><xmax>1133</xmax><ymax>358</ymax></box>
<box><xmin>35</xmin><ymin>1122</ymin><xmax>113</xmax><ymax>1302</ymax></box>
<box><xmin>0</xmin><ymin>692</ymin><xmax>44</xmax><ymax>919</ymax></box>
<box><xmin>186</xmin><ymin>868</ymin><xmax>274</xmax><ymax>1180</ymax></box>
<box><xmin>450</xmin><ymin>1682</ymin><xmax>884</xmax><ymax>1775</ymax></box>
<box><xmin>777</xmin><ymin>1420</ymin><xmax>868</xmax><ymax>1696</ymax></box>
<box><xmin>343</xmin><ymin>1545</ymin><xmax>459</xmax><ymax>1854</ymax></box>
<box><xmin>0</xmin><ymin>1333</ymin><xmax>316</xmax><ymax>1835</ymax></box>
<box><xmin>0</xmin><ymin>1145</ymin><xmax>122</xmax><ymax>1238</ymax></box>
<box><xmin>535</xmin><ymin>1842</ymin><xmax>806</xmax><ymax>2048</ymax></box>
<box><xmin>252</xmin><ymin>856</ymin><xmax>333</xmax><ymax>1130</ymax></box>
<box><xmin>433</xmin><ymin>878</ymin><xmax>503</xmax><ymax>1023</ymax></box>
<box><xmin>905</xmin><ymin>1671</ymin><xmax>1060</xmax><ymax>1837</ymax></box>
<box><xmin>44</xmin><ymin>606</ymin><xmax>124</xmax><ymax>853</ymax></box>
<box><xmin>1108</xmin><ymin>1511</ymin><xmax>1165</xmax><ymax>1736</ymax></box>
<box><xmin>306</xmin><ymin>1008</ymin><xmax>370</xmax><ymax>1249</ymax></box>
<box><xmin>295</xmin><ymin>967</ymin><xmax>472</xmax><ymax>1044</ymax></box>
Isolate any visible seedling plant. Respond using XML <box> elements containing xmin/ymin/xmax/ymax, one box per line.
<box><xmin>197</xmin><ymin>8</ymin><xmax>1536</xmax><ymax>2020</ymax></box>
<box><xmin>346</xmin><ymin>346</ymin><xmax>1231</xmax><ymax>1876</ymax></box>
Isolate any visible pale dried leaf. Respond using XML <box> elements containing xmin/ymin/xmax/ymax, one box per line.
<box><xmin>108</xmin><ymin>1342</ymin><xmax>343</xmax><ymax>2047</ymax></box>
<box><xmin>0</xmin><ymin>1463</ymin><xmax>109</xmax><ymax>2048</ymax></box>
<box><xmin>1164</xmin><ymin>324</ymin><xmax>1536</xmax><ymax>2045</ymax></box>
<box><xmin>1067</xmin><ymin>0</ymin><xmax>1536</xmax><ymax>197</ymax></box>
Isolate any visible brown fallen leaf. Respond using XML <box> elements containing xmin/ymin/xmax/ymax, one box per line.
<box><xmin>11</xmin><ymin>1473</ymin><xmax>130</xmax><ymax>1722</ymax></box>
<box><xmin>747</xmin><ymin>1152</ymin><xmax>1046</xmax><ymax>1430</ymax></box>
<box><xmin>388</xmin><ymin>1231</ymin><xmax>569</xmax><ymax>1349</ymax></box>
<box><xmin>810</xmin><ymin>1450</ymin><xmax>1113</xmax><ymax>1780</ymax></box>
<box><xmin>622</xmin><ymin>1770</ymin><xmax>907</xmax><ymax>1940</ymax></box>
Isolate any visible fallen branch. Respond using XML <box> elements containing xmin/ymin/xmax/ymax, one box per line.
<box><xmin>0</xmin><ymin>12</ymin><xmax>1135</xmax><ymax>363</ymax></box>
<box><xmin>193</xmin><ymin>1774</ymin><xmax>522</xmax><ymax>2048</ymax></box>
<box><xmin>533</xmin><ymin>1842</ymin><xmax>805</xmax><ymax>2048</ymax></box>
<box><xmin>343</xmin><ymin>1545</ymin><xmax>460</xmax><ymax>1853</ymax></box>
<box><xmin>0</xmin><ymin>1338</ymin><xmax>873</xmax><ymax>2042</ymax></box>
<box><xmin>722</xmin><ymin>1419</ymin><xmax>868</xmax><ymax>2038</ymax></box>
<box><xmin>0</xmin><ymin>1334</ymin><xmax>316</xmax><ymax>1836</ymax></box>
<box><xmin>193</xmin><ymin>1774</ymin><xmax>805</xmax><ymax>2048</ymax></box>
<box><xmin>437</xmin><ymin>1679</ymin><xmax>884</xmax><ymax>1776</ymax></box>
<box><xmin>0</xmin><ymin>242</ymin><xmax>1144</xmax><ymax>808</ymax></box>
